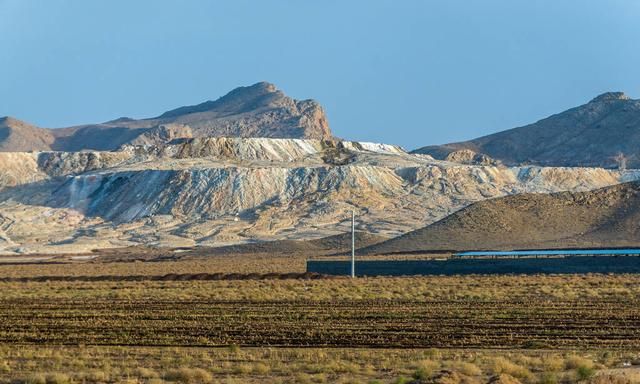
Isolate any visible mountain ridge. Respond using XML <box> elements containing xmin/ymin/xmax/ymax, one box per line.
<box><xmin>0</xmin><ymin>137</ymin><xmax>637</xmax><ymax>254</ymax></box>
<box><xmin>413</xmin><ymin>91</ymin><xmax>640</xmax><ymax>168</ymax></box>
<box><xmin>0</xmin><ymin>82</ymin><xmax>332</xmax><ymax>152</ymax></box>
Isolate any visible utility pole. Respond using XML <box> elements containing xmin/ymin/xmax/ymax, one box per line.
<box><xmin>351</xmin><ymin>210</ymin><xmax>355</xmax><ymax>278</ymax></box>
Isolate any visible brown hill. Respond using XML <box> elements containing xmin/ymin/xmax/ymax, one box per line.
<box><xmin>0</xmin><ymin>117</ymin><xmax>54</xmax><ymax>152</ymax></box>
<box><xmin>0</xmin><ymin>82</ymin><xmax>331</xmax><ymax>152</ymax></box>
<box><xmin>414</xmin><ymin>92</ymin><xmax>640</xmax><ymax>168</ymax></box>
<box><xmin>360</xmin><ymin>181</ymin><xmax>640</xmax><ymax>254</ymax></box>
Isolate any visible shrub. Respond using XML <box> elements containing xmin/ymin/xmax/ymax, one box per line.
<box><xmin>394</xmin><ymin>377</ymin><xmax>412</xmax><ymax>384</ymax></box>
<box><xmin>491</xmin><ymin>357</ymin><xmax>533</xmax><ymax>380</ymax></box>
<box><xmin>413</xmin><ymin>368</ymin><xmax>430</xmax><ymax>380</ymax></box>
<box><xmin>294</xmin><ymin>372</ymin><xmax>313</xmax><ymax>384</ymax></box>
<box><xmin>45</xmin><ymin>373</ymin><xmax>71</xmax><ymax>384</ymax></box>
<box><xmin>541</xmin><ymin>356</ymin><xmax>565</xmax><ymax>372</ymax></box>
<box><xmin>165</xmin><ymin>367</ymin><xmax>213</xmax><ymax>383</ymax></box>
<box><xmin>452</xmin><ymin>362</ymin><xmax>482</xmax><ymax>376</ymax></box>
<box><xmin>423</xmin><ymin>349</ymin><xmax>442</xmax><ymax>359</ymax></box>
<box><xmin>0</xmin><ymin>360</ymin><xmax>10</xmax><ymax>373</ymax></box>
<box><xmin>134</xmin><ymin>367</ymin><xmax>159</xmax><ymax>379</ymax></box>
<box><xmin>411</xmin><ymin>359</ymin><xmax>439</xmax><ymax>380</ymax></box>
<box><xmin>231</xmin><ymin>363</ymin><xmax>253</xmax><ymax>374</ymax></box>
<box><xmin>564</xmin><ymin>356</ymin><xmax>594</xmax><ymax>371</ymax></box>
<box><xmin>575</xmin><ymin>366</ymin><xmax>595</xmax><ymax>381</ymax></box>
<box><xmin>539</xmin><ymin>372</ymin><xmax>558</xmax><ymax>384</ymax></box>
<box><xmin>252</xmin><ymin>362</ymin><xmax>270</xmax><ymax>375</ymax></box>
<box><xmin>21</xmin><ymin>374</ymin><xmax>46</xmax><ymax>384</ymax></box>
<box><xmin>80</xmin><ymin>370</ymin><xmax>109</xmax><ymax>383</ymax></box>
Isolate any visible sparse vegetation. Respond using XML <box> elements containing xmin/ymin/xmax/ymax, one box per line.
<box><xmin>1</xmin><ymin>263</ymin><xmax>640</xmax><ymax>383</ymax></box>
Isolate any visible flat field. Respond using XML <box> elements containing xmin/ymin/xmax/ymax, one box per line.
<box><xmin>1</xmin><ymin>255</ymin><xmax>640</xmax><ymax>383</ymax></box>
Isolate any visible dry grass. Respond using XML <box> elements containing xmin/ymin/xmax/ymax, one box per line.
<box><xmin>0</xmin><ymin>253</ymin><xmax>309</xmax><ymax>277</ymax></box>
<box><xmin>0</xmin><ymin>251</ymin><xmax>454</xmax><ymax>278</ymax></box>
<box><xmin>2</xmin><ymin>258</ymin><xmax>640</xmax><ymax>383</ymax></box>
<box><xmin>1</xmin><ymin>274</ymin><xmax>640</xmax><ymax>301</ymax></box>
<box><xmin>0</xmin><ymin>346</ymin><xmax>638</xmax><ymax>384</ymax></box>
<box><xmin>1</xmin><ymin>276</ymin><xmax>640</xmax><ymax>349</ymax></box>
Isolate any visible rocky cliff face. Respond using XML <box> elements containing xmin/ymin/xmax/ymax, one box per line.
<box><xmin>0</xmin><ymin>137</ymin><xmax>637</xmax><ymax>254</ymax></box>
<box><xmin>0</xmin><ymin>82</ymin><xmax>332</xmax><ymax>152</ymax></box>
<box><xmin>414</xmin><ymin>91</ymin><xmax>640</xmax><ymax>168</ymax></box>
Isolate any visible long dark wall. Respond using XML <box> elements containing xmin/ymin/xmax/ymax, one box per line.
<box><xmin>307</xmin><ymin>256</ymin><xmax>640</xmax><ymax>276</ymax></box>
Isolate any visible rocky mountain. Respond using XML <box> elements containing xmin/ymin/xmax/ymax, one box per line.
<box><xmin>0</xmin><ymin>117</ymin><xmax>55</xmax><ymax>152</ymax></box>
<box><xmin>414</xmin><ymin>92</ymin><xmax>640</xmax><ymax>168</ymax></box>
<box><xmin>361</xmin><ymin>181</ymin><xmax>640</xmax><ymax>254</ymax></box>
<box><xmin>0</xmin><ymin>82</ymin><xmax>331</xmax><ymax>152</ymax></box>
<box><xmin>0</xmin><ymin>137</ymin><xmax>638</xmax><ymax>254</ymax></box>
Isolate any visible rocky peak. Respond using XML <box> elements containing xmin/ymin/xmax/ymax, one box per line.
<box><xmin>0</xmin><ymin>116</ymin><xmax>41</xmax><ymax>132</ymax></box>
<box><xmin>0</xmin><ymin>82</ymin><xmax>332</xmax><ymax>152</ymax></box>
<box><xmin>155</xmin><ymin>81</ymin><xmax>332</xmax><ymax>140</ymax></box>
<box><xmin>158</xmin><ymin>81</ymin><xmax>285</xmax><ymax>118</ymax></box>
<box><xmin>0</xmin><ymin>116</ymin><xmax>23</xmax><ymax>126</ymax></box>
<box><xmin>231</xmin><ymin>81</ymin><xmax>277</xmax><ymax>96</ymax></box>
<box><xmin>589</xmin><ymin>92</ymin><xmax>631</xmax><ymax>103</ymax></box>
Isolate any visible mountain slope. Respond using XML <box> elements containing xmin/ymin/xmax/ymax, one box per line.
<box><xmin>0</xmin><ymin>137</ymin><xmax>638</xmax><ymax>254</ymax></box>
<box><xmin>0</xmin><ymin>82</ymin><xmax>331</xmax><ymax>152</ymax></box>
<box><xmin>414</xmin><ymin>92</ymin><xmax>640</xmax><ymax>168</ymax></box>
<box><xmin>0</xmin><ymin>117</ymin><xmax>55</xmax><ymax>152</ymax></box>
<box><xmin>361</xmin><ymin>181</ymin><xmax>640</xmax><ymax>254</ymax></box>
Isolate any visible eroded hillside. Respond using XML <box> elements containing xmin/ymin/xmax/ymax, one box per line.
<box><xmin>0</xmin><ymin>137</ymin><xmax>638</xmax><ymax>254</ymax></box>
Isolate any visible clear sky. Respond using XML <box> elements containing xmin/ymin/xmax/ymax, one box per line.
<box><xmin>1</xmin><ymin>0</ymin><xmax>639</xmax><ymax>149</ymax></box>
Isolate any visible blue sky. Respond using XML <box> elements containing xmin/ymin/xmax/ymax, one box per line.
<box><xmin>1</xmin><ymin>0</ymin><xmax>639</xmax><ymax>149</ymax></box>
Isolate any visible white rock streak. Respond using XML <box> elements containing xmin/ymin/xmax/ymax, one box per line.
<box><xmin>0</xmin><ymin>138</ymin><xmax>637</xmax><ymax>254</ymax></box>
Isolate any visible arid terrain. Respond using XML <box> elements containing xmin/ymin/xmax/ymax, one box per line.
<box><xmin>415</xmin><ymin>92</ymin><xmax>640</xmax><ymax>168</ymax></box>
<box><xmin>3</xmin><ymin>84</ymin><xmax>640</xmax><ymax>255</ymax></box>
<box><xmin>362</xmin><ymin>181</ymin><xmax>640</xmax><ymax>254</ymax></box>
<box><xmin>1</xmin><ymin>135</ymin><xmax>638</xmax><ymax>254</ymax></box>
<box><xmin>4</xmin><ymin>2</ymin><xmax>640</xmax><ymax>384</ymax></box>
<box><xmin>0</xmin><ymin>82</ymin><xmax>331</xmax><ymax>152</ymax></box>
<box><xmin>2</xmin><ymin>83</ymin><xmax>640</xmax><ymax>384</ymax></box>
<box><xmin>1</xmin><ymin>255</ymin><xmax>640</xmax><ymax>383</ymax></box>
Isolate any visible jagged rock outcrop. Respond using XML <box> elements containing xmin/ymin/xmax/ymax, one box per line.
<box><xmin>151</xmin><ymin>82</ymin><xmax>331</xmax><ymax>140</ymax></box>
<box><xmin>0</xmin><ymin>82</ymin><xmax>332</xmax><ymax>152</ymax></box>
<box><xmin>127</xmin><ymin>124</ymin><xmax>193</xmax><ymax>147</ymax></box>
<box><xmin>414</xmin><ymin>91</ymin><xmax>640</xmax><ymax>168</ymax></box>
<box><xmin>445</xmin><ymin>149</ymin><xmax>499</xmax><ymax>166</ymax></box>
<box><xmin>0</xmin><ymin>138</ymin><xmax>638</xmax><ymax>254</ymax></box>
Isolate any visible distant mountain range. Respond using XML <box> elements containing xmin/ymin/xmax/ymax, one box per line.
<box><xmin>414</xmin><ymin>92</ymin><xmax>640</xmax><ymax>169</ymax></box>
<box><xmin>361</xmin><ymin>181</ymin><xmax>640</xmax><ymax>254</ymax></box>
<box><xmin>0</xmin><ymin>82</ymin><xmax>331</xmax><ymax>152</ymax></box>
<box><xmin>2</xmin><ymin>83</ymin><xmax>640</xmax><ymax>254</ymax></box>
<box><xmin>3</xmin><ymin>85</ymin><xmax>640</xmax><ymax>170</ymax></box>
<box><xmin>2</xmin><ymin>135</ymin><xmax>634</xmax><ymax>254</ymax></box>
